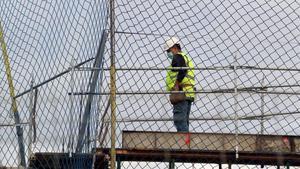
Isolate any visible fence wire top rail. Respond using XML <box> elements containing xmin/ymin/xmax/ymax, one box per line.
<box><xmin>76</xmin><ymin>66</ymin><xmax>300</xmax><ymax>71</ymax></box>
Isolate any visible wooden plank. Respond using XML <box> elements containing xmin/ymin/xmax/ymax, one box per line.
<box><xmin>122</xmin><ymin>132</ymin><xmax>156</xmax><ymax>149</ymax></box>
<box><xmin>122</xmin><ymin>131</ymin><xmax>300</xmax><ymax>153</ymax></box>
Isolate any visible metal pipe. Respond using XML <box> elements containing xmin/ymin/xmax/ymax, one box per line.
<box><xmin>101</xmin><ymin>117</ymin><xmax>266</xmax><ymax>123</ymax></box>
<box><xmin>75</xmin><ymin>66</ymin><xmax>300</xmax><ymax>72</ymax></box>
<box><xmin>68</xmin><ymin>90</ymin><xmax>300</xmax><ymax>96</ymax></box>
<box><xmin>260</xmin><ymin>73</ymin><xmax>266</xmax><ymax>135</ymax></box>
<box><xmin>76</xmin><ymin>31</ymin><xmax>107</xmax><ymax>153</ymax></box>
<box><xmin>233</xmin><ymin>53</ymin><xmax>239</xmax><ymax>159</ymax></box>
<box><xmin>0</xmin><ymin>122</ymin><xmax>29</xmax><ymax>127</ymax></box>
<box><xmin>32</xmin><ymin>88</ymin><xmax>38</xmax><ymax>143</ymax></box>
<box><xmin>68</xmin><ymin>58</ymin><xmax>75</xmax><ymax>155</ymax></box>
<box><xmin>14</xmin><ymin>57</ymin><xmax>95</xmax><ymax>99</ymax></box>
<box><xmin>239</xmin><ymin>66</ymin><xmax>300</xmax><ymax>72</ymax></box>
<box><xmin>110</xmin><ymin>0</ymin><xmax>117</xmax><ymax>168</ymax></box>
<box><xmin>98</xmin><ymin>98</ymin><xmax>111</xmax><ymax>148</ymax></box>
<box><xmin>92</xmin><ymin>32</ymin><xmax>108</xmax><ymax>169</ymax></box>
<box><xmin>15</xmin><ymin>63</ymin><xmax>299</xmax><ymax>99</ymax></box>
<box><xmin>113</xmin><ymin>30</ymin><xmax>300</xmax><ymax>45</ymax></box>
<box><xmin>100</xmin><ymin>111</ymin><xmax>300</xmax><ymax>123</ymax></box>
<box><xmin>28</xmin><ymin>75</ymin><xmax>34</xmax><ymax>160</ymax></box>
<box><xmin>75</xmin><ymin>66</ymin><xmax>234</xmax><ymax>71</ymax></box>
<box><xmin>0</xmin><ymin>21</ymin><xmax>26</xmax><ymax>167</ymax></box>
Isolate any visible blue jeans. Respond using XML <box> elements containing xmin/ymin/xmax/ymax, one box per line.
<box><xmin>173</xmin><ymin>100</ymin><xmax>192</xmax><ymax>132</ymax></box>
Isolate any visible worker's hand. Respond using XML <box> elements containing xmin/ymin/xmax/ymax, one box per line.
<box><xmin>174</xmin><ymin>80</ymin><xmax>180</xmax><ymax>90</ymax></box>
<box><xmin>175</xmin><ymin>80</ymin><xmax>180</xmax><ymax>86</ymax></box>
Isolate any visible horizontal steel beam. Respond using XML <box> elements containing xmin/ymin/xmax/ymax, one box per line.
<box><xmin>97</xmin><ymin>148</ymin><xmax>300</xmax><ymax>166</ymax></box>
<box><xmin>69</xmin><ymin>90</ymin><xmax>300</xmax><ymax>95</ymax></box>
<box><xmin>76</xmin><ymin>66</ymin><xmax>300</xmax><ymax>72</ymax></box>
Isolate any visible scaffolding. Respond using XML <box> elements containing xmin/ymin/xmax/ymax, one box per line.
<box><xmin>0</xmin><ymin>0</ymin><xmax>300</xmax><ymax>169</ymax></box>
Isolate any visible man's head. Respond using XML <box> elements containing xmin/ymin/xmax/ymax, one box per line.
<box><xmin>164</xmin><ymin>37</ymin><xmax>181</xmax><ymax>59</ymax></box>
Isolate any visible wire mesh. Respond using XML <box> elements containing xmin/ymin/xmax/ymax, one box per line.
<box><xmin>0</xmin><ymin>0</ymin><xmax>108</xmax><ymax>168</ymax></box>
<box><xmin>0</xmin><ymin>0</ymin><xmax>300</xmax><ymax>169</ymax></box>
<box><xmin>99</xmin><ymin>0</ymin><xmax>300</xmax><ymax>168</ymax></box>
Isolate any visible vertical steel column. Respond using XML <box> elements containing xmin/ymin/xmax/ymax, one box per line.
<box><xmin>69</xmin><ymin>58</ymin><xmax>75</xmax><ymax>156</ymax></box>
<box><xmin>117</xmin><ymin>158</ymin><xmax>121</xmax><ymax>169</ymax></box>
<box><xmin>32</xmin><ymin>88</ymin><xmax>38</xmax><ymax>143</ymax></box>
<box><xmin>110</xmin><ymin>0</ymin><xmax>117</xmax><ymax>168</ymax></box>
<box><xmin>28</xmin><ymin>75</ymin><xmax>34</xmax><ymax>159</ymax></box>
<box><xmin>169</xmin><ymin>160</ymin><xmax>175</xmax><ymax>169</ymax></box>
<box><xmin>260</xmin><ymin>74</ymin><xmax>266</xmax><ymax>135</ymax></box>
<box><xmin>0</xmin><ymin>21</ymin><xmax>26</xmax><ymax>167</ymax></box>
<box><xmin>92</xmin><ymin>31</ymin><xmax>107</xmax><ymax>169</ymax></box>
<box><xmin>233</xmin><ymin>53</ymin><xmax>239</xmax><ymax>159</ymax></box>
<box><xmin>75</xmin><ymin>31</ymin><xmax>107</xmax><ymax>153</ymax></box>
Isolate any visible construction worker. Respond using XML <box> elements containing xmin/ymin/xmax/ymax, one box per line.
<box><xmin>165</xmin><ymin>37</ymin><xmax>195</xmax><ymax>132</ymax></box>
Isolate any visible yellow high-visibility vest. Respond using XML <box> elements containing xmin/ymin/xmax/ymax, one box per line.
<box><xmin>166</xmin><ymin>52</ymin><xmax>195</xmax><ymax>99</ymax></box>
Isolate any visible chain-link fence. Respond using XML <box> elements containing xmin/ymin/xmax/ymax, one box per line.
<box><xmin>1</xmin><ymin>0</ymin><xmax>300</xmax><ymax>169</ymax></box>
<box><xmin>0</xmin><ymin>0</ymin><xmax>108</xmax><ymax>168</ymax></box>
<box><xmin>98</xmin><ymin>0</ymin><xmax>300</xmax><ymax>168</ymax></box>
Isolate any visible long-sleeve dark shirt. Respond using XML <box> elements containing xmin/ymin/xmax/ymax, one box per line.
<box><xmin>171</xmin><ymin>53</ymin><xmax>187</xmax><ymax>83</ymax></box>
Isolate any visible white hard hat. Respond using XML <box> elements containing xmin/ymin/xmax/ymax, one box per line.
<box><xmin>163</xmin><ymin>37</ymin><xmax>179</xmax><ymax>51</ymax></box>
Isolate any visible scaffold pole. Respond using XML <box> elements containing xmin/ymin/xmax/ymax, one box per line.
<box><xmin>0</xmin><ymin>21</ymin><xmax>26</xmax><ymax>167</ymax></box>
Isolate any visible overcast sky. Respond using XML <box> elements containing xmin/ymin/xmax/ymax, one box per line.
<box><xmin>1</xmin><ymin>0</ymin><xmax>300</xmax><ymax>168</ymax></box>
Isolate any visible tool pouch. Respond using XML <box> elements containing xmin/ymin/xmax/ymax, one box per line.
<box><xmin>169</xmin><ymin>86</ymin><xmax>186</xmax><ymax>105</ymax></box>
